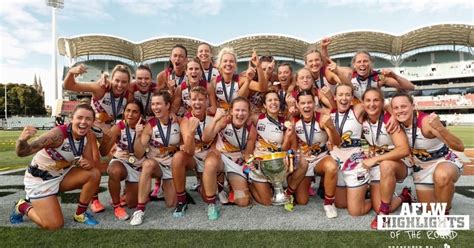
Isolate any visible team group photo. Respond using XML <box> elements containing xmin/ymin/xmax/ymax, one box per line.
<box><xmin>1</xmin><ymin>0</ymin><xmax>473</xmax><ymax>247</ymax></box>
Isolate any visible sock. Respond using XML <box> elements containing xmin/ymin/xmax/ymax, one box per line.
<box><xmin>92</xmin><ymin>195</ymin><xmax>99</xmax><ymax>202</ymax></box>
<box><xmin>136</xmin><ymin>203</ymin><xmax>146</xmax><ymax>212</ymax></box>
<box><xmin>324</xmin><ymin>194</ymin><xmax>335</xmax><ymax>205</ymax></box>
<box><xmin>112</xmin><ymin>202</ymin><xmax>121</xmax><ymax>209</ymax></box>
<box><xmin>379</xmin><ymin>201</ymin><xmax>390</xmax><ymax>215</ymax></box>
<box><xmin>75</xmin><ymin>201</ymin><xmax>89</xmax><ymax>215</ymax></box>
<box><xmin>285</xmin><ymin>185</ymin><xmax>295</xmax><ymax>196</ymax></box>
<box><xmin>18</xmin><ymin>201</ymin><xmax>32</xmax><ymax>215</ymax></box>
<box><xmin>176</xmin><ymin>191</ymin><xmax>187</xmax><ymax>204</ymax></box>
<box><xmin>204</xmin><ymin>195</ymin><xmax>216</xmax><ymax>204</ymax></box>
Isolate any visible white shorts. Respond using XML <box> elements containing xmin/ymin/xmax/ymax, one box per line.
<box><xmin>412</xmin><ymin>151</ymin><xmax>463</xmax><ymax>186</ymax></box>
<box><xmin>151</xmin><ymin>157</ymin><xmax>173</xmax><ymax>180</ymax></box>
<box><xmin>24</xmin><ymin>166</ymin><xmax>73</xmax><ymax>200</ymax></box>
<box><xmin>304</xmin><ymin>152</ymin><xmax>329</xmax><ymax>177</ymax></box>
<box><xmin>109</xmin><ymin>158</ymin><xmax>143</xmax><ymax>183</ymax></box>
<box><xmin>331</xmin><ymin>147</ymin><xmax>369</xmax><ymax>188</ymax></box>
<box><xmin>221</xmin><ymin>154</ymin><xmax>267</xmax><ymax>183</ymax></box>
<box><xmin>369</xmin><ymin>158</ymin><xmax>412</xmax><ymax>183</ymax></box>
<box><xmin>194</xmin><ymin>156</ymin><xmax>205</xmax><ymax>173</ymax></box>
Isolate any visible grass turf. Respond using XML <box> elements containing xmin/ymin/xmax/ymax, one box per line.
<box><xmin>0</xmin><ymin>127</ymin><xmax>472</xmax><ymax>170</ymax></box>
<box><xmin>0</xmin><ymin>227</ymin><xmax>472</xmax><ymax>247</ymax></box>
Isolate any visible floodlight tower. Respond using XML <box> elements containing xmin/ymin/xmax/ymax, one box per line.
<box><xmin>45</xmin><ymin>0</ymin><xmax>64</xmax><ymax>102</ymax></box>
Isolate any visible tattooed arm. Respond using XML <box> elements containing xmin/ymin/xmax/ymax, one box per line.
<box><xmin>16</xmin><ymin>126</ymin><xmax>64</xmax><ymax>157</ymax></box>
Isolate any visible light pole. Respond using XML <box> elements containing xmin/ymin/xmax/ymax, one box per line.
<box><xmin>45</xmin><ymin>0</ymin><xmax>64</xmax><ymax>103</ymax></box>
<box><xmin>4</xmin><ymin>84</ymin><xmax>7</xmax><ymax>121</ymax></box>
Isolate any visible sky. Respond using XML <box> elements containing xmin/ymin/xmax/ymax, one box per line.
<box><xmin>0</xmin><ymin>0</ymin><xmax>473</xmax><ymax>109</ymax></box>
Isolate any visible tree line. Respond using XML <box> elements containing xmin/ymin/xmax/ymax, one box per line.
<box><xmin>0</xmin><ymin>83</ymin><xmax>47</xmax><ymax>117</ymax></box>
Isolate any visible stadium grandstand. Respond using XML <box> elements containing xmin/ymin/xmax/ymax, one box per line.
<box><xmin>57</xmin><ymin>23</ymin><xmax>474</xmax><ymax>125</ymax></box>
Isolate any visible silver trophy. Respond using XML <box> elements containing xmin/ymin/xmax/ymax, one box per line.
<box><xmin>254</xmin><ymin>152</ymin><xmax>289</xmax><ymax>205</ymax></box>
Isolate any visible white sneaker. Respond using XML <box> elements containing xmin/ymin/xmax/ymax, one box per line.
<box><xmin>217</xmin><ymin>190</ymin><xmax>229</xmax><ymax>204</ymax></box>
<box><xmin>130</xmin><ymin>210</ymin><xmax>145</xmax><ymax>226</ymax></box>
<box><xmin>323</xmin><ymin>204</ymin><xmax>338</xmax><ymax>219</ymax></box>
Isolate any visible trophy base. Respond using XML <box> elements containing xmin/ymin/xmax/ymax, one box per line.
<box><xmin>272</xmin><ymin>188</ymin><xmax>289</xmax><ymax>206</ymax></box>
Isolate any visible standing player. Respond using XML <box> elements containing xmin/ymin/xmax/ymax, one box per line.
<box><xmin>211</xmin><ymin>48</ymin><xmax>268</xmax><ymax>111</ymax></box>
<box><xmin>197</xmin><ymin>43</ymin><xmax>219</xmax><ymax>83</ymax></box>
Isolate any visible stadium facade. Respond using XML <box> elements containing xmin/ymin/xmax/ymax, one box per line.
<box><xmin>57</xmin><ymin>23</ymin><xmax>474</xmax><ymax>125</ymax></box>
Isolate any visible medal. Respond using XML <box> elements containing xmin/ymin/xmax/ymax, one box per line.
<box><xmin>67</xmin><ymin>124</ymin><xmax>85</xmax><ymax>166</ymax></box>
<box><xmin>128</xmin><ymin>155</ymin><xmax>137</xmax><ymax>164</ymax></box>
<box><xmin>72</xmin><ymin>156</ymin><xmax>81</xmax><ymax>167</ymax></box>
<box><xmin>125</xmin><ymin>121</ymin><xmax>137</xmax><ymax>163</ymax></box>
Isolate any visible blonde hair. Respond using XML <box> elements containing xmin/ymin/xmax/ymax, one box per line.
<box><xmin>216</xmin><ymin>47</ymin><xmax>237</xmax><ymax>70</ymax></box>
<box><xmin>111</xmin><ymin>64</ymin><xmax>132</xmax><ymax>83</ymax></box>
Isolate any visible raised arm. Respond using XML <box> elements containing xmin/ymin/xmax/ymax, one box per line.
<box><xmin>170</xmin><ymin>88</ymin><xmax>183</xmax><ymax>115</ymax></box>
<box><xmin>135</xmin><ymin>123</ymin><xmax>152</xmax><ymax>159</ymax></box>
<box><xmin>180</xmin><ymin>117</ymin><xmax>199</xmax><ymax>156</ymax></box>
<box><xmin>320</xmin><ymin>113</ymin><xmax>341</xmax><ymax>147</ymax></box>
<box><xmin>424</xmin><ymin>113</ymin><xmax>464</xmax><ymax>152</ymax></box>
<box><xmin>202</xmin><ymin>110</ymin><xmax>228</xmax><ymax>143</ymax></box>
<box><xmin>379</xmin><ymin>69</ymin><xmax>415</xmax><ymax>91</ymax></box>
<box><xmin>330</xmin><ymin>61</ymin><xmax>353</xmax><ymax>85</ymax></box>
<box><xmin>207</xmin><ymin>84</ymin><xmax>218</xmax><ymax>116</ymax></box>
<box><xmin>64</xmin><ymin>64</ymin><xmax>105</xmax><ymax>99</ymax></box>
<box><xmin>16</xmin><ymin>126</ymin><xmax>64</xmax><ymax>157</ymax></box>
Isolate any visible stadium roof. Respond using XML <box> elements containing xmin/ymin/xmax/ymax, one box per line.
<box><xmin>58</xmin><ymin>23</ymin><xmax>474</xmax><ymax>63</ymax></box>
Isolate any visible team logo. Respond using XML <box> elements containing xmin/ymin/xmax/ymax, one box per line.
<box><xmin>362</xmin><ymin>127</ymin><xmax>370</xmax><ymax>135</ymax></box>
<box><xmin>216</xmin><ymin>88</ymin><xmax>224</xmax><ymax>95</ymax></box>
<box><xmin>102</xmin><ymin>98</ymin><xmax>111</xmax><ymax>106</ymax></box>
<box><xmin>61</xmin><ymin>142</ymin><xmax>72</xmax><ymax>152</ymax></box>
<box><xmin>295</xmin><ymin>126</ymin><xmax>304</xmax><ymax>134</ymax></box>
<box><xmin>224</xmin><ymin>129</ymin><xmax>233</xmax><ymax>137</ymax></box>
<box><xmin>257</xmin><ymin>123</ymin><xmax>266</xmax><ymax>131</ymax></box>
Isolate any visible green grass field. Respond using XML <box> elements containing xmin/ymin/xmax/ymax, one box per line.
<box><xmin>0</xmin><ymin>127</ymin><xmax>473</xmax><ymax>169</ymax></box>
<box><xmin>0</xmin><ymin>227</ymin><xmax>472</xmax><ymax>247</ymax></box>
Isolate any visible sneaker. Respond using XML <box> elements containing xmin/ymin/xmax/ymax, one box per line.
<box><xmin>371</xmin><ymin>215</ymin><xmax>389</xmax><ymax>230</ymax></box>
<box><xmin>149</xmin><ymin>187</ymin><xmax>165</xmax><ymax>201</ymax></box>
<box><xmin>399</xmin><ymin>186</ymin><xmax>416</xmax><ymax>204</ymax></box>
<box><xmin>10</xmin><ymin>199</ymin><xmax>27</xmax><ymax>224</ymax></box>
<box><xmin>228</xmin><ymin>190</ymin><xmax>235</xmax><ymax>204</ymax></box>
<box><xmin>91</xmin><ymin>199</ymin><xmax>105</xmax><ymax>213</ymax></box>
<box><xmin>284</xmin><ymin>195</ymin><xmax>295</xmax><ymax>212</ymax></box>
<box><xmin>207</xmin><ymin>203</ymin><xmax>219</xmax><ymax>220</ymax></box>
<box><xmin>73</xmin><ymin>212</ymin><xmax>99</xmax><ymax>226</ymax></box>
<box><xmin>323</xmin><ymin>203</ymin><xmax>338</xmax><ymax>218</ymax></box>
<box><xmin>114</xmin><ymin>206</ymin><xmax>129</xmax><ymax>221</ymax></box>
<box><xmin>130</xmin><ymin>210</ymin><xmax>145</xmax><ymax>226</ymax></box>
<box><xmin>173</xmin><ymin>202</ymin><xmax>188</xmax><ymax>218</ymax></box>
<box><xmin>218</xmin><ymin>190</ymin><xmax>229</xmax><ymax>205</ymax></box>
<box><xmin>370</xmin><ymin>216</ymin><xmax>378</xmax><ymax>230</ymax></box>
